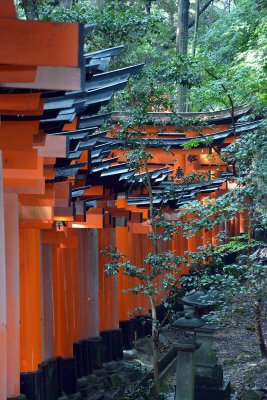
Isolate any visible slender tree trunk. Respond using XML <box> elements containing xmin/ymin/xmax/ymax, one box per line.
<box><xmin>255</xmin><ymin>301</ymin><xmax>267</xmax><ymax>358</ymax></box>
<box><xmin>150</xmin><ymin>296</ymin><xmax>160</xmax><ymax>397</ymax></box>
<box><xmin>59</xmin><ymin>0</ymin><xmax>73</xmax><ymax>8</ymax></box>
<box><xmin>176</xmin><ymin>0</ymin><xmax>189</xmax><ymax>55</ymax></box>
<box><xmin>96</xmin><ymin>0</ymin><xmax>107</xmax><ymax>9</ymax></box>
<box><xmin>143</xmin><ymin>155</ymin><xmax>158</xmax><ymax>255</ymax></box>
<box><xmin>176</xmin><ymin>0</ymin><xmax>190</xmax><ymax>112</ymax></box>
<box><xmin>146</xmin><ymin>0</ymin><xmax>152</xmax><ymax>14</ymax></box>
<box><xmin>20</xmin><ymin>0</ymin><xmax>39</xmax><ymax>19</ymax></box>
<box><xmin>192</xmin><ymin>0</ymin><xmax>200</xmax><ymax>56</ymax></box>
<box><xmin>143</xmin><ymin>141</ymin><xmax>160</xmax><ymax>396</ymax></box>
<box><xmin>188</xmin><ymin>0</ymin><xmax>214</xmax><ymax>29</ymax></box>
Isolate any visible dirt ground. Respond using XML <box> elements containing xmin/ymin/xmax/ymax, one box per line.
<box><xmin>162</xmin><ymin>320</ymin><xmax>267</xmax><ymax>399</ymax></box>
<box><xmin>214</xmin><ymin>321</ymin><xmax>267</xmax><ymax>395</ymax></box>
<box><xmin>129</xmin><ymin>321</ymin><xmax>267</xmax><ymax>399</ymax></box>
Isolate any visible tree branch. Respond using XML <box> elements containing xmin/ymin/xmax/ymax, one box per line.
<box><xmin>188</xmin><ymin>0</ymin><xmax>214</xmax><ymax>29</ymax></box>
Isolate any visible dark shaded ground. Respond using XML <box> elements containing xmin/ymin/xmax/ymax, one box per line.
<box><xmin>163</xmin><ymin>321</ymin><xmax>267</xmax><ymax>399</ymax></box>
<box><xmin>214</xmin><ymin>321</ymin><xmax>267</xmax><ymax>396</ymax></box>
<box><xmin>120</xmin><ymin>321</ymin><xmax>267</xmax><ymax>399</ymax></box>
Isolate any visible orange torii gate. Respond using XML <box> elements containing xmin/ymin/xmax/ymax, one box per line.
<box><xmin>0</xmin><ymin>2</ymin><xmax>85</xmax><ymax>399</ymax></box>
<box><xmin>0</xmin><ymin>2</ymin><xmax>253</xmax><ymax>399</ymax></box>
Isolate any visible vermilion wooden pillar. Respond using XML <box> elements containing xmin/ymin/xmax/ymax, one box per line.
<box><xmin>202</xmin><ymin>227</ymin><xmax>212</xmax><ymax>246</ymax></box>
<box><xmin>239</xmin><ymin>211</ymin><xmax>247</xmax><ymax>233</ymax></box>
<box><xmin>116</xmin><ymin>194</ymin><xmax>133</xmax><ymax>320</ymax></box>
<box><xmin>42</xmin><ymin>242</ymin><xmax>54</xmax><ymax>360</ymax></box>
<box><xmin>4</xmin><ymin>193</ymin><xmax>20</xmax><ymax>397</ymax></box>
<box><xmin>116</xmin><ymin>226</ymin><xmax>130</xmax><ymax>320</ymax></box>
<box><xmin>51</xmin><ymin>244</ymin><xmax>62</xmax><ymax>356</ymax></box>
<box><xmin>87</xmin><ymin>229</ymin><xmax>99</xmax><ymax>337</ymax></box>
<box><xmin>234</xmin><ymin>214</ymin><xmax>240</xmax><ymax>236</ymax></box>
<box><xmin>70</xmin><ymin>239</ymin><xmax>79</xmax><ymax>345</ymax></box>
<box><xmin>0</xmin><ymin>152</ymin><xmax>7</xmax><ymax>399</ymax></box>
<box><xmin>53</xmin><ymin>247</ymin><xmax>74</xmax><ymax>357</ymax></box>
<box><xmin>128</xmin><ymin>232</ymin><xmax>138</xmax><ymax>315</ymax></box>
<box><xmin>76</xmin><ymin>228</ymin><xmax>99</xmax><ymax>338</ymax></box>
<box><xmin>20</xmin><ymin>228</ymin><xmax>42</xmax><ymax>372</ymax></box>
<box><xmin>52</xmin><ymin>236</ymin><xmax>79</xmax><ymax>357</ymax></box>
<box><xmin>98</xmin><ymin>228</ymin><xmax>118</xmax><ymax>330</ymax></box>
<box><xmin>129</xmin><ymin>233</ymin><xmax>151</xmax><ymax>314</ymax></box>
<box><xmin>77</xmin><ymin>229</ymin><xmax>88</xmax><ymax>339</ymax></box>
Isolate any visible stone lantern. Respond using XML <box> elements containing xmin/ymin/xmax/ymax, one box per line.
<box><xmin>182</xmin><ymin>289</ymin><xmax>217</xmax><ymax>318</ymax></box>
<box><xmin>172</xmin><ymin>314</ymin><xmax>204</xmax><ymax>400</ymax></box>
<box><xmin>181</xmin><ymin>290</ymin><xmax>231</xmax><ymax>400</ymax></box>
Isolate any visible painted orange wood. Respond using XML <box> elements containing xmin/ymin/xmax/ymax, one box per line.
<box><xmin>59</xmin><ymin>236</ymin><xmax>78</xmax><ymax>248</ymax></box>
<box><xmin>0</xmin><ymin>65</ymin><xmax>37</xmax><ymax>84</ymax></box>
<box><xmin>0</xmin><ymin>19</ymin><xmax>82</xmax><ymax>67</ymax></box>
<box><xmin>4</xmin><ymin>179</ymin><xmax>45</xmax><ymax>195</ymax></box>
<box><xmin>19</xmin><ymin>188</ymin><xmax>55</xmax><ymax>207</ymax></box>
<box><xmin>85</xmin><ymin>214</ymin><xmax>104</xmax><ymax>228</ymax></box>
<box><xmin>0</xmin><ymin>92</ymin><xmax>41</xmax><ymax>111</ymax></box>
<box><xmin>76</xmin><ymin>229</ymin><xmax>88</xmax><ymax>339</ymax></box>
<box><xmin>53</xmin><ymin>247</ymin><xmax>76</xmax><ymax>357</ymax></box>
<box><xmin>63</xmin><ymin>117</ymin><xmax>78</xmax><ymax>131</ymax></box>
<box><xmin>42</xmin><ymin>230</ymin><xmax>66</xmax><ymax>244</ymax></box>
<box><xmin>4</xmin><ymin>194</ymin><xmax>20</xmax><ymax>397</ymax></box>
<box><xmin>20</xmin><ymin>228</ymin><xmax>42</xmax><ymax>372</ymax></box>
<box><xmin>116</xmin><ymin>226</ymin><xmax>130</xmax><ymax>320</ymax></box>
<box><xmin>0</xmin><ymin>0</ymin><xmax>17</xmax><ymax>19</ymax></box>
<box><xmin>0</xmin><ymin>152</ymin><xmax>7</xmax><ymax>399</ymax></box>
<box><xmin>2</xmin><ymin>150</ymin><xmax>38</xmax><ymax>170</ymax></box>
<box><xmin>98</xmin><ymin>228</ymin><xmax>118</xmax><ymax>330</ymax></box>
<box><xmin>0</xmin><ymin>126</ymin><xmax>35</xmax><ymax>152</ymax></box>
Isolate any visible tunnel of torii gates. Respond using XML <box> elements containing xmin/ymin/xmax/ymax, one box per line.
<box><xmin>0</xmin><ymin>1</ymin><xmax>261</xmax><ymax>399</ymax></box>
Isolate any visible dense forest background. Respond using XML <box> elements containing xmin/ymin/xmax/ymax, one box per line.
<box><xmin>15</xmin><ymin>0</ymin><xmax>266</xmax><ymax>113</ymax></box>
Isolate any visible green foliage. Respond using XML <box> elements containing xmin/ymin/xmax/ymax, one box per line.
<box><xmin>17</xmin><ymin>0</ymin><xmax>267</xmax><ymax>113</ymax></box>
<box><xmin>183</xmin><ymin>246</ymin><xmax>267</xmax><ymax>323</ymax></box>
<box><xmin>216</xmin><ymin>235</ymin><xmax>264</xmax><ymax>254</ymax></box>
<box><xmin>101</xmin><ymin>246</ymin><xmax>183</xmax><ymax>296</ymax></box>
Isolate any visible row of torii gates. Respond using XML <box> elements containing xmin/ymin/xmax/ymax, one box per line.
<box><xmin>0</xmin><ymin>2</ymin><xmax>256</xmax><ymax>399</ymax></box>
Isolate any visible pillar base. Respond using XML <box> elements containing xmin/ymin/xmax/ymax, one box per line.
<box><xmin>67</xmin><ymin>393</ymin><xmax>82</xmax><ymax>400</ymax></box>
<box><xmin>195</xmin><ymin>379</ymin><xmax>231</xmax><ymax>400</ymax></box>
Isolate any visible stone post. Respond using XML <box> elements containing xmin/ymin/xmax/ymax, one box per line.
<box><xmin>195</xmin><ymin>325</ymin><xmax>223</xmax><ymax>388</ymax></box>
<box><xmin>194</xmin><ymin>324</ymin><xmax>231</xmax><ymax>399</ymax></box>
<box><xmin>174</xmin><ymin>341</ymin><xmax>200</xmax><ymax>400</ymax></box>
<box><xmin>195</xmin><ymin>325</ymin><xmax>218</xmax><ymax>367</ymax></box>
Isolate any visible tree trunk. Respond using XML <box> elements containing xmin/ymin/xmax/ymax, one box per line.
<box><xmin>188</xmin><ymin>0</ymin><xmax>214</xmax><ymax>29</ymax></box>
<box><xmin>176</xmin><ymin>0</ymin><xmax>190</xmax><ymax>112</ymax></box>
<box><xmin>255</xmin><ymin>301</ymin><xmax>267</xmax><ymax>358</ymax></box>
<box><xmin>94</xmin><ymin>0</ymin><xmax>108</xmax><ymax>8</ymax></box>
<box><xmin>59</xmin><ymin>0</ymin><xmax>73</xmax><ymax>8</ymax></box>
<box><xmin>177</xmin><ymin>0</ymin><xmax>189</xmax><ymax>54</ymax></box>
<box><xmin>20</xmin><ymin>0</ymin><xmax>39</xmax><ymax>19</ymax></box>
<box><xmin>150</xmin><ymin>296</ymin><xmax>160</xmax><ymax>397</ymax></box>
<box><xmin>192</xmin><ymin>0</ymin><xmax>200</xmax><ymax>56</ymax></box>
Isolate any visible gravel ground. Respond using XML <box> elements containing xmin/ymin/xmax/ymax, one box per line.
<box><xmin>163</xmin><ymin>321</ymin><xmax>267</xmax><ymax>399</ymax></box>
<box><xmin>214</xmin><ymin>321</ymin><xmax>267</xmax><ymax>395</ymax></box>
<box><xmin>126</xmin><ymin>321</ymin><xmax>267</xmax><ymax>399</ymax></box>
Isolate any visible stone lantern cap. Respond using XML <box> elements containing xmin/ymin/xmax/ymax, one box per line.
<box><xmin>172</xmin><ymin>313</ymin><xmax>204</xmax><ymax>330</ymax></box>
<box><xmin>182</xmin><ymin>289</ymin><xmax>217</xmax><ymax>307</ymax></box>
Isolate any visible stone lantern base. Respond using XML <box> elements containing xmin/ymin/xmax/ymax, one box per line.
<box><xmin>195</xmin><ymin>379</ymin><xmax>231</xmax><ymax>400</ymax></box>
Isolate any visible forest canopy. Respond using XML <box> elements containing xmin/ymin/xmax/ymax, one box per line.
<box><xmin>16</xmin><ymin>0</ymin><xmax>267</xmax><ymax>113</ymax></box>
